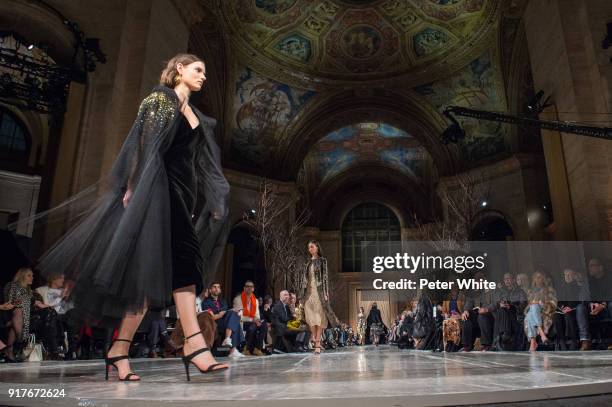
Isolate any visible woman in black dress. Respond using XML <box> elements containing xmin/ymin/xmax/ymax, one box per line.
<box><xmin>113</xmin><ymin>54</ymin><xmax>231</xmax><ymax>380</ymax></box>
<box><xmin>23</xmin><ymin>54</ymin><xmax>230</xmax><ymax>380</ymax></box>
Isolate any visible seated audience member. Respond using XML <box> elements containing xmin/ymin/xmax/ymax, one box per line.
<box><xmin>201</xmin><ymin>282</ymin><xmax>244</xmax><ymax>358</ymax></box>
<box><xmin>490</xmin><ymin>273</ymin><xmax>527</xmax><ymax>351</ymax></box>
<box><xmin>461</xmin><ymin>271</ymin><xmax>495</xmax><ymax>351</ymax></box>
<box><xmin>4</xmin><ymin>268</ymin><xmax>63</xmax><ymax>360</ymax></box>
<box><xmin>260</xmin><ymin>294</ymin><xmax>274</xmax><ymax>349</ymax></box>
<box><xmin>232</xmin><ymin>280</ymin><xmax>268</xmax><ymax>356</ymax></box>
<box><xmin>441</xmin><ymin>284</ymin><xmax>466</xmax><ymax>352</ymax></box>
<box><xmin>524</xmin><ymin>270</ymin><xmax>556</xmax><ymax>351</ymax></box>
<box><xmin>195</xmin><ymin>288</ymin><xmax>209</xmax><ymax>314</ymax></box>
<box><xmin>35</xmin><ymin>272</ymin><xmax>82</xmax><ymax>360</ymax></box>
<box><xmin>553</xmin><ymin>268</ymin><xmax>590</xmax><ymax>350</ymax></box>
<box><xmin>516</xmin><ymin>273</ymin><xmax>530</xmax><ymax>294</ymax></box>
<box><xmin>271</xmin><ymin>290</ymin><xmax>298</xmax><ymax>352</ymax></box>
<box><xmin>0</xmin><ymin>301</ymin><xmax>16</xmax><ymax>361</ymax></box>
<box><xmin>286</xmin><ymin>293</ymin><xmax>310</xmax><ymax>351</ymax></box>
<box><xmin>586</xmin><ymin>258</ymin><xmax>612</xmax><ymax>349</ymax></box>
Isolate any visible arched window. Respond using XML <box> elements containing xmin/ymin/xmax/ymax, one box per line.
<box><xmin>342</xmin><ymin>202</ymin><xmax>401</xmax><ymax>272</ymax></box>
<box><xmin>0</xmin><ymin>108</ymin><xmax>29</xmax><ymax>159</ymax></box>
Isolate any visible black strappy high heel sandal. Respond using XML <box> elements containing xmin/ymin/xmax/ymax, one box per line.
<box><xmin>182</xmin><ymin>331</ymin><xmax>228</xmax><ymax>381</ymax></box>
<box><xmin>105</xmin><ymin>339</ymin><xmax>140</xmax><ymax>381</ymax></box>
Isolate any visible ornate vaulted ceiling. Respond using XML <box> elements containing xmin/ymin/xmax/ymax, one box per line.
<box><xmin>218</xmin><ymin>0</ymin><xmax>500</xmax><ymax>87</ymax></box>
<box><xmin>190</xmin><ymin>0</ymin><xmax>526</xmax><ymax>199</ymax></box>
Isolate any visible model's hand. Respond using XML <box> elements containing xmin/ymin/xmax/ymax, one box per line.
<box><xmin>562</xmin><ymin>306</ymin><xmax>572</xmax><ymax>314</ymax></box>
<box><xmin>461</xmin><ymin>310</ymin><xmax>469</xmax><ymax>321</ymax></box>
<box><xmin>123</xmin><ymin>189</ymin><xmax>133</xmax><ymax>208</ymax></box>
<box><xmin>478</xmin><ymin>307</ymin><xmax>489</xmax><ymax>314</ymax></box>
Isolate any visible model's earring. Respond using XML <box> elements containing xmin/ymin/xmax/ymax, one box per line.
<box><xmin>174</xmin><ymin>74</ymin><xmax>182</xmax><ymax>86</ymax></box>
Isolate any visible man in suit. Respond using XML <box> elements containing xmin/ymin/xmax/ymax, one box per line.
<box><xmin>271</xmin><ymin>290</ymin><xmax>298</xmax><ymax>353</ymax></box>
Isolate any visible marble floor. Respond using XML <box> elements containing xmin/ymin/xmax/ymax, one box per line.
<box><xmin>0</xmin><ymin>346</ymin><xmax>611</xmax><ymax>407</ymax></box>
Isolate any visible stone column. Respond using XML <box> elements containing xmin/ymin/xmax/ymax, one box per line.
<box><xmin>98</xmin><ymin>0</ymin><xmax>190</xmax><ymax>180</ymax></box>
<box><xmin>523</xmin><ymin>0</ymin><xmax>612</xmax><ymax>240</ymax></box>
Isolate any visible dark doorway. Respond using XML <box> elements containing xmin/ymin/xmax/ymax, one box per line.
<box><xmin>470</xmin><ymin>216</ymin><xmax>514</xmax><ymax>241</ymax></box>
<box><xmin>227</xmin><ymin>226</ymin><xmax>267</xmax><ymax>300</ymax></box>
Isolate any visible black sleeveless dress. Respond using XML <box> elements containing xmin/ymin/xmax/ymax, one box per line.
<box><xmin>164</xmin><ymin>114</ymin><xmax>204</xmax><ymax>295</ymax></box>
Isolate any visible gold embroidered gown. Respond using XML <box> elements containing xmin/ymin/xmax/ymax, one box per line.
<box><xmin>304</xmin><ymin>261</ymin><xmax>328</xmax><ymax>328</ymax></box>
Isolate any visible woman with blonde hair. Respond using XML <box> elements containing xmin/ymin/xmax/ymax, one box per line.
<box><xmin>3</xmin><ymin>268</ymin><xmax>58</xmax><ymax>361</ymax></box>
<box><xmin>17</xmin><ymin>54</ymin><xmax>230</xmax><ymax>379</ymax></box>
<box><xmin>525</xmin><ymin>270</ymin><xmax>557</xmax><ymax>351</ymax></box>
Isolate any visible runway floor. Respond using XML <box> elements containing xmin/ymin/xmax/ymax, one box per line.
<box><xmin>0</xmin><ymin>346</ymin><xmax>611</xmax><ymax>407</ymax></box>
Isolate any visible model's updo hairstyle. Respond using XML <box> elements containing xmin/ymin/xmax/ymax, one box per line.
<box><xmin>159</xmin><ymin>53</ymin><xmax>204</xmax><ymax>88</ymax></box>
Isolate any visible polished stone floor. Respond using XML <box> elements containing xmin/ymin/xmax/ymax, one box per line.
<box><xmin>0</xmin><ymin>346</ymin><xmax>611</xmax><ymax>407</ymax></box>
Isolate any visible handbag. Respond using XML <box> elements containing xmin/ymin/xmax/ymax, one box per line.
<box><xmin>22</xmin><ymin>334</ymin><xmax>43</xmax><ymax>362</ymax></box>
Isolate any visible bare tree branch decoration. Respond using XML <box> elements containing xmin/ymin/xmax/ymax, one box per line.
<box><xmin>413</xmin><ymin>171</ymin><xmax>490</xmax><ymax>253</ymax></box>
<box><xmin>242</xmin><ymin>180</ymin><xmax>311</xmax><ymax>295</ymax></box>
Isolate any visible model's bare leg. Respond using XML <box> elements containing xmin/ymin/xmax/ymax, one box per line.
<box><xmin>107</xmin><ymin>307</ymin><xmax>147</xmax><ymax>380</ymax></box>
<box><xmin>174</xmin><ymin>285</ymin><xmax>228</xmax><ymax>370</ymax></box>
<box><xmin>309</xmin><ymin>325</ymin><xmax>317</xmax><ymax>350</ymax></box>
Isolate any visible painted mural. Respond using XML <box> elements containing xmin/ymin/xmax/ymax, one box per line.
<box><xmin>255</xmin><ymin>0</ymin><xmax>297</xmax><ymax>14</ymax></box>
<box><xmin>231</xmin><ymin>66</ymin><xmax>316</xmax><ymax>168</ymax></box>
<box><xmin>413</xmin><ymin>27</ymin><xmax>451</xmax><ymax>57</ymax></box>
<box><xmin>225</xmin><ymin>0</ymin><xmax>492</xmax><ymax>82</ymax></box>
<box><xmin>342</xmin><ymin>25</ymin><xmax>383</xmax><ymax>59</ymax></box>
<box><xmin>274</xmin><ymin>34</ymin><xmax>312</xmax><ymax>63</ymax></box>
<box><xmin>414</xmin><ymin>52</ymin><xmax>507</xmax><ymax>162</ymax></box>
<box><xmin>309</xmin><ymin>122</ymin><xmax>428</xmax><ymax>185</ymax></box>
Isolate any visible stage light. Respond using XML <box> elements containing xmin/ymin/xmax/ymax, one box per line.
<box><xmin>27</xmin><ymin>44</ymin><xmax>34</xmax><ymax>50</ymax></box>
<box><xmin>481</xmin><ymin>201</ymin><xmax>488</xmax><ymax>208</ymax></box>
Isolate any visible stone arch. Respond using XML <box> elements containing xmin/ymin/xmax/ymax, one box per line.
<box><xmin>312</xmin><ymin>163</ymin><xmax>433</xmax><ymax>230</ymax></box>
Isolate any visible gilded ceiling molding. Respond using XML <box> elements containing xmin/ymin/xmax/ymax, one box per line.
<box><xmin>216</xmin><ymin>0</ymin><xmax>503</xmax><ymax>90</ymax></box>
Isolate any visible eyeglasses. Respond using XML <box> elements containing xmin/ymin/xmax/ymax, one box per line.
<box><xmin>244</xmin><ymin>285</ymin><xmax>254</xmax><ymax>288</ymax></box>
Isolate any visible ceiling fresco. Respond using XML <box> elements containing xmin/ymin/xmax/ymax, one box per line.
<box><xmin>230</xmin><ymin>65</ymin><xmax>316</xmax><ymax>169</ymax></box>
<box><xmin>220</xmin><ymin>0</ymin><xmax>499</xmax><ymax>86</ymax></box>
<box><xmin>200</xmin><ymin>0</ymin><xmax>516</xmax><ymax>179</ymax></box>
<box><xmin>303</xmin><ymin>122</ymin><xmax>430</xmax><ymax>186</ymax></box>
<box><xmin>413</xmin><ymin>50</ymin><xmax>508</xmax><ymax>162</ymax></box>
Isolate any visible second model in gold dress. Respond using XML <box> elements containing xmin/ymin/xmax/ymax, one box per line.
<box><xmin>304</xmin><ymin>261</ymin><xmax>328</xmax><ymax>328</ymax></box>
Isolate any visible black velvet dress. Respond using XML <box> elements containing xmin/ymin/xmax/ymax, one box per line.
<box><xmin>165</xmin><ymin>114</ymin><xmax>204</xmax><ymax>295</ymax></box>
